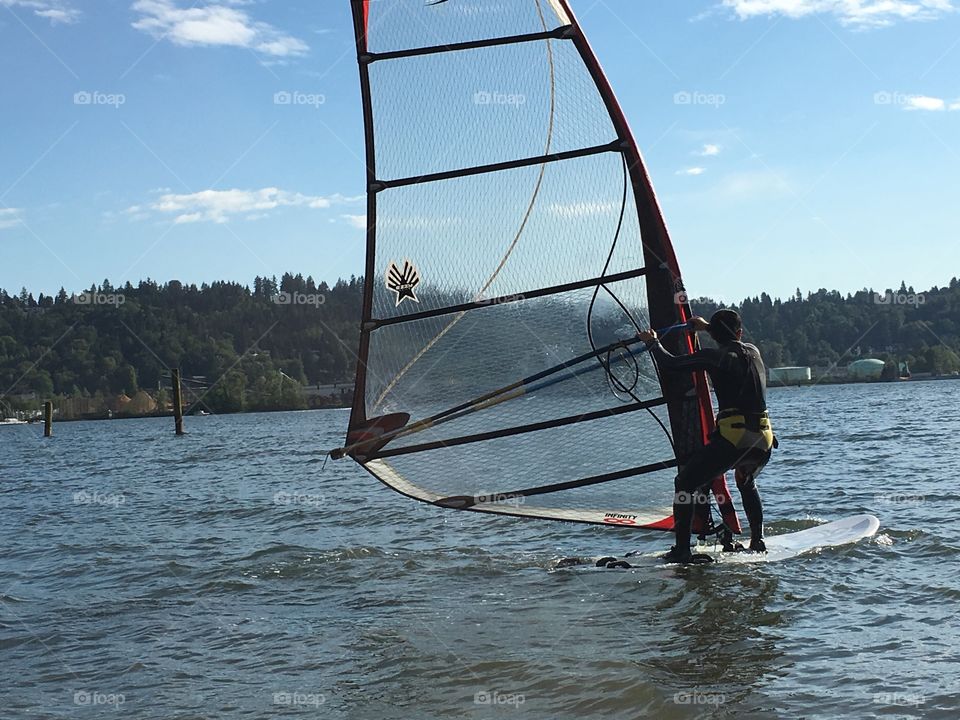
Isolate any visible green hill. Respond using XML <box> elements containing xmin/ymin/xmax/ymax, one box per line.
<box><xmin>2</xmin><ymin>275</ymin><xmax>958</xmax><ymax>418</ymax></box>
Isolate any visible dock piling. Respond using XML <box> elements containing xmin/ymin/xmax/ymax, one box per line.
<box><xmin>172</xmin><ymin>369</ymin><xmax>185</xmax><ymax>436</ymax></box>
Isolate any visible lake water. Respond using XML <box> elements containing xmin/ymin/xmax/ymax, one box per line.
<box><xmin>1</xmin><ymin>381</ymin><xmax>958</xmax><ymax>718</ymax></box>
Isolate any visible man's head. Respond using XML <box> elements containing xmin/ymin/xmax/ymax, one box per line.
<box><xmin>708</xmin><ymin>309</ymin><xmax>742</xmax><ymax>344</ymax></box>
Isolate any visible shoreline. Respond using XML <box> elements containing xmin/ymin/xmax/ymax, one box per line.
<box><xmin>9</xmin><ymin>375</ymin><xmax>960</xmax><ymax>423</ymax></box>
<box><xmin>6</xmin><ymin>403</ymin><xmax>351</xmax><ymax>425</ymax></box>
<box><xmin>769</xmin><ymin>374</ymin><xmax>960</xmax><ymax>388</ymax></box>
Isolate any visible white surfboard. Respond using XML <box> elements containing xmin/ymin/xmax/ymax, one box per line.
<box><xmin>557</xmin><ymin>515</ymin><xmax>881</xmax><ymax>569</ymax></box>
<box><xmin>692</xmin><ymin>514</ymin><xmax>881</xmax><ymax>564</ymax></box>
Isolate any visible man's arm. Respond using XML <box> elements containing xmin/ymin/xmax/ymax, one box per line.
<box><xmin>648</xmin><ymin>341</ymin><xmax>720</xmax><ymax>372</ymax></box>
<box><xmin>636</xmin><ymin>325</ymin><xmax>721</xmax><ymax>373</ymax></box>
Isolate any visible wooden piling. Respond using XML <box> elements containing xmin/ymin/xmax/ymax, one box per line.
<box><xmin>172</xmin><ymin>369</ymin><xmax>185</xmax><ymax>436</ymax></box>
<box><xmin>43</xmin><ymin>401</ymin><xmax>53</xmax><ymax>437</ymax></box>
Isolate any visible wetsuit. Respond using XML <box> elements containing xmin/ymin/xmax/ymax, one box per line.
<box><xmin>646</xmin><ymin>339</ymin><xmax>775</xmax><ymax>552</ymax></box>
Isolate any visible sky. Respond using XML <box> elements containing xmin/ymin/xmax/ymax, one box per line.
<box><xmin>1</xmin><ymin>0</ymin><xmax>958</xmax><ymax>302</ymax></box>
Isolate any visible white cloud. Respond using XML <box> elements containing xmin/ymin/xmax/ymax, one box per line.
<box><xmin>325</xmin><ymin>193</ymin><xmax>364</xmax><ymax>205</ymax></box>
<box><xmin>35</xmin><ymin>7</ymin><xmax>78</xmax><ymax>23</ymax></box>
<box><xmin>721</xmin><ymin>0</ymin><xmax>956</xmax><ymax>28</ymax></box>
<box><xmin>716</xmin><ymin>170</ymin><xmax>792</xmax><ymax>199</ymax></box>
<box><xmin>905</xmin><ymin>95</ymin><xmax>946</xmax><ymax>111</ymax></box>
<box><xmin>677</xmin><ymin>167</ymin><xmax>707</xmax><ymax>176</ymax></box>
<box><xmin>0</xmin><ymin>0</ymin><xmax>79</xmax><ymax>23</ymax></box>
<box><xmin>131</xmin><ymin>0</ymin><xmax>308</xmax><ymax>57</ymax></box>
<box><xmin>950</xmin><ymin>100</ymin><xmax>960</xmax><ymax>111</ymax></box>
<box><xmin>548</xmin><ymin>201</ymin><xmax>618</xmax><ymax>218</ymax></box>
<box><xmin>699</xmin><ymin>144</ymin><xmax>722</xmax><ymax>157</ymax></box>
<box><xmin>135</xmin><ymin>188</ymin><xmax>360</xmax><ymax>224</ymax></box>
<box><xmin>0</xmin><ymin>208</ymin><xmax>23</xmax><ymax>230</ymax></box>
<box><xmin>341</xmin><ymin>214</ymin><xmax>366</xmax><ymax>229</ymax></box>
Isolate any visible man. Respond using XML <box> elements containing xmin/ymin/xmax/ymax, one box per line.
<box><xmin>637</xmin><ymin>309</ymin><xmax>775</xmax><ymax>563</ymax></box>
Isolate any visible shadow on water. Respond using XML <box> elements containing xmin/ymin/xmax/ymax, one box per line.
<box><xmin>633</xmin><ymin>567</ymin><xmax>788</xmax><ymax>719</ymax></box>
<box><xmin>314</xmin><ymin>549</ymin><xmax>794</xmax><ymax>720</ymax></box>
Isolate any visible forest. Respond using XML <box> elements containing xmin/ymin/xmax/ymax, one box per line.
<box><xmin>0</xmin><ymin>274</ymin><xmax>361</xmax><ymax>417</ymax></box>
<box><xmin>2</xmin><ymin>274</ymin><xmax>958</xmax><ymax>418</ymax></box>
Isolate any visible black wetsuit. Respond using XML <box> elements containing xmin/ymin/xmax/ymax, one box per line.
<box><xmin>647</xmin><ymin>339</ymin><xmax>774</xmax><ymax>551</ymax></box>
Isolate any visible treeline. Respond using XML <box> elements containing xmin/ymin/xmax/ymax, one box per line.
<box><xmin>2</xmin><ymin>275</ymin><xmax>959</xmax><ymax>417</ymax></box>
<box><xmin>0</xmin><ymin>274</ymin><xmax>362</xmax><ymax>414</ymax></box>
<box><xmin>691</xmin><ymin>280</ymin><xmax>960</xmax><ymax>375</ymax></box>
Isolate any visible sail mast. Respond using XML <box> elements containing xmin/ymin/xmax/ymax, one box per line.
<box><xmin>347</xmin><ymin>0</ymin><xmax>377</xmax><ymax>431</ymax></box>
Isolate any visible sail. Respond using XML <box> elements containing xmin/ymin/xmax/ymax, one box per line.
<box><xmin>339</xmin><ymin>0</ymin><xmax>740</xmax><ymax>532</ymax></box>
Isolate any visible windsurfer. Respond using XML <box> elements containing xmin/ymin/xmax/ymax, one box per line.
<box><xmin>637</xmin><ymin>310</ymin><xmax>775</xmax><ymax>563</ymax></box>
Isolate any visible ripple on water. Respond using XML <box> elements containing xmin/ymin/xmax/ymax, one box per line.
<box><xmin>2</xmin><ymin>388</ymin><xmax>959</xmax><ymax>719</ymax></box>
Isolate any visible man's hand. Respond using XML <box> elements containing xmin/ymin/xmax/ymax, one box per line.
<box><xmin>637</xmin><ymin>329</ymin><xmax>658</xmax><ymax>343</ymax></box>
<box><xmin>689</xmin><ymin>316</ymin><xmax>710</xmax><ymax>332</ymax></box>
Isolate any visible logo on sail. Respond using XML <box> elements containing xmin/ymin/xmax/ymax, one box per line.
<box><xmin>386</xmin><ymin>259</ymin><xmax>421</xmax><ymax>306</ymax></box>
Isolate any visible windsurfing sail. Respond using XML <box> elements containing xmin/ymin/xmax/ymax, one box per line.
<box><xmin>336</xmin><ymin>0</ymin><xmax>740</xmax><ymax>533</ymax></box>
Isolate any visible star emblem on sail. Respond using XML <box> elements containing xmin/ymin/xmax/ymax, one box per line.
<box><xmin>386</xmin><ymin>259</ymin><xmax>421</xmax><ymax>306</ymax></box>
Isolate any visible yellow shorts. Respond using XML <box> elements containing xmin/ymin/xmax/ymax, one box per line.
<box><xmin>716</xmin><ymin>412</ymin><xmax>774</xmax><ymax>453</ymax></box>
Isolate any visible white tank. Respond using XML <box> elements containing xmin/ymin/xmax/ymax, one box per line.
<box><xmin>848</xmin><ymin>359</ymin><xmax>885</xmax><ymax>380</ymax></box>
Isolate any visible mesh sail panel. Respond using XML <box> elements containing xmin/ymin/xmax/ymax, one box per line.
<box><xmin>364</xmin><ymin>0</ymin><xmax>569</xmax><ymax>55</ymax></box>
<box><xmin>369</xmin><ymin>39</ymin><xmax>612</xmax><ymax>180</ymax></box>
<box><xmin>372</xmin><ymin>153</ymin><xmax>643</xmax><ymax>322</ymax></box>
<box><xmin>367</xmin><ymin>280</ymin><xmax>652</xmax><ymax>421</ymax></box>
<box><xmin>342</xmin><ymin>0</ymin><xmax>711</xmax><ymax>530</ymax></box>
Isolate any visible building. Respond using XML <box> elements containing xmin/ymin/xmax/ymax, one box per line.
<box><xmin>769</xmin><ymin>366</ymin><xmax>812</xmax><ymax>386</ymax></box>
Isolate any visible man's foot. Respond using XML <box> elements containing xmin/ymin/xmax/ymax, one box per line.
<box><xmin>716</xmin><ymin>525</ymin><xmax>750</xmax><ymax>552</ymax></box>
<box><xmin>749</xmin><ymin>538</ymin><xmax>767</xmax><ymax>553</ymax></box>
<box><xmin>661</xmin><ymin>545</ymin><xmax>691</xmax><ymax>563</ymax></box>
<box><xmin>661</xmin><ymin>546</ymin><xmax>714</xmax><ymax>565</ymax></box>
<box><xmin>718</xmin><ymin>527</ymin><xmax>744</xmax><ymax>552</ymax></box>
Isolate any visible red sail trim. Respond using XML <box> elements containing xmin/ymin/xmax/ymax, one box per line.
<box><xmin>557</xmin><ymin>0</ymin><xmax>741</xmax><ymax>535</ymax></box>
<box><xmin>344</xmin><ymin>413</ymin><xmax>411</xmax><ymax>459</ymax></box>
<box><xmin>644</xmin><ymin>516</ymin><xmax>675</xmax><ymax>531</ymax></box>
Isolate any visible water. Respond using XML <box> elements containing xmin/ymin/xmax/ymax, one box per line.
<box><xmin>1</xmin><ymin>382</ymin><xmax>958</xmax><ymax>719</ymax></box>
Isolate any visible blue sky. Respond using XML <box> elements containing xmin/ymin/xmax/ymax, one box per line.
<box><xmin>1</xmin><ymin>0</ymin><xmax>958</xmax><ymax>301</ymax></box>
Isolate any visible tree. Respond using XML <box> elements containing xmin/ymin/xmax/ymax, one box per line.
<box><xmin>207</xmin><ymin>370</ymin><xmax>246</xmax><ymax>413</ymax></box>
<box><xmin>925</xmin><ymin>346</ymin><xmax>960</xmax><ymax>376</ymax></box>
<box><xmin>30</xmin><ymin>370</ymin><xmax>54</xmax><ymax>397</ymax></box>
<box><xmin>111</xmin><ymin>365</ymin><xmax>139</xmax><ymax>395</ymax></box>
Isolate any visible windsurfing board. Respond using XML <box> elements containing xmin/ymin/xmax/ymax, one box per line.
<box><xmin>691</xmin><ymin>514</ymin><xmax>881</xmax><ymax>564</ymax></box>
<box><xmin>557</xmin><ymin>514</ymin><xmax>881</xmax><ymax>568</ymax></box>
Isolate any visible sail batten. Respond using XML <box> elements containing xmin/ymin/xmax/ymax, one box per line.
<box><xmin>342</xmin><ymin>0</ymin><xmax>739</xmax><ymax>532</ymax></box>
<box><xmin>371</xmin><ymin>397</ymin><xmax>670</xmax><ymax>460</ymax></box>
<box><xmin>374</xmin><ymin>141</ymin><xmax>621</xmax><ymax>190</ymax></box>
<box><xmin>365</xmin><ymin>25</ymin><xmax>574</xmax><ymax>63</ymax></box>
<box><xmin>435</xmin><ymin>457</ymin><xmax>680</xmax><ymax>509</ymax></box>
<box><xmin>369</xmin><ymin>266</ymin><xmax>649</xmax><ymax>329</ymax></box>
